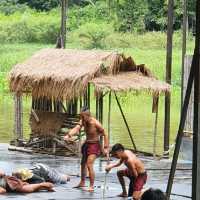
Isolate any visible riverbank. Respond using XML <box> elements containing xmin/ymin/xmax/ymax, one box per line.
<box><xmin>0</xmin><ymin>143</ymin><xmax>191</xmax><ymax>200</ymax></box>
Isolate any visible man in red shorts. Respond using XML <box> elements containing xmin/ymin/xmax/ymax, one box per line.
<box><xmin>64</xmin><ymin>107</ymin><xmax>109</xmax><ymax>192</ymax></box>
<box><xmin>105</xmin><ymin>143</ymin><xmax>147</xmax><ymax>200</ymax></box>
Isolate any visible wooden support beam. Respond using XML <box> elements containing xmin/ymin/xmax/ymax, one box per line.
<box><xmin>31</xmin><ymin>109</ymin><xmax>40</xmax><ymax>123</ymax></box>
<box><xmin>61</xmin><ymin>0</ymin><xmax>67</xmax><ymax>48</ymax></box>
<box><xmin>87</xmin><ymin>83</ymin><xmax>90</xmax><ymax>110</ymax></box>
<box><xmin>152</xmin><ymin>96</ymin><xmax>159</xmax><ymax>158</ymax></box>
<box><xmin>181</xmin><ymin>0</ymin><xmax>188</xmax><ymax>108</ymax></box>
<box><xmin>114</xmin><ymin>92</ymin><xmax>137</xmax><ymax>151</ymax></box>
<box><xmin>164</xmin><ymin>0</ymin><xmax>174</xmax><ymax>157</ymax></box>
<box><xmin>108</xmin><ymin>91</ymin><xmax>111</xmax><ymax>144</ymax></box>
<box><xmin>14</xmin><ymin>94</ymin><xmax>23</xmax><ymax>146</ymax></box>
<box><xmin>192</xmin><ymin>0</ymin><xmax>200</xmax><ymax>199</ymax></box>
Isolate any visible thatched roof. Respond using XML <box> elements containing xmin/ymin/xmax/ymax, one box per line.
<box><xmin>91</xmin><ymin>72</ymin><xmax>170</xmax><ymax>95</ymax></box>
<box><xmin>9</xmin><ymin>48</ymin><xmax>170</xmax><ymax>100</ymax></box>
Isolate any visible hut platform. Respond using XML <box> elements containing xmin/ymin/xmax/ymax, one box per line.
<box><xmin>0</xmin><ymin>143</ymin><xmax>191</xmax><ymax>200</ymax></box>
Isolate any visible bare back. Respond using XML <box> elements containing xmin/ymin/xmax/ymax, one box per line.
<box><xmin>123</xmin><ymin>150</ymin><xmax>145</xmax><ymax>174</ymax></box>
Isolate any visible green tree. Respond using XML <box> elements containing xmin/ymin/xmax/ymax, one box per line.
<box><xmin>18</xmin><ymin>0</ymin><xmax>59</xmax><ymax>11</ymax></box>
<box><xmin>115</xmin><ymin>0</ymin><xmax>148</xmax><ymax>32</ymax></box>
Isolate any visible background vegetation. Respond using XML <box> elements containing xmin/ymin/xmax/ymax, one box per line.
<box><xmin>0</xmin><ymin>0</ymin><xmax>196</xmax><ymax>151</ymax></box>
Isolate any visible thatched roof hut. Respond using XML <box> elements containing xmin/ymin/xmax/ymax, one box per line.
<box><xmin>9</xmin><ymin>48</ymin><xmax>170</xmax><ymax>100</ymax></box>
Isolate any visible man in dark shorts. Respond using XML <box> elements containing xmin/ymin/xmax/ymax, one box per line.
<box><xmin>0</xmin><ymin>169</ymin><xmax>54</xmax><ymax>194</ymax></box>
<box><xmin>64</xmin><ymin>107</ymin><xmax>109</xmax><ymax>192</ymax></box>
<box><xmin>105</xmin><ymin>143</ymin><xmax>147</xmax><ymax>200</ymax></box>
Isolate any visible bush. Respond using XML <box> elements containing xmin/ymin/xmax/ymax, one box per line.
<box><xmin>0</xmin><ymin>0</ymin><xmax>28</xmax><ymax>15</ymax></box>
<box><xmin>72</xmin><ymin>22</ymin><xmax>114</xmax><ymax>49</ymax></box>
<box><xmin>0</xmin><ymin>9</ymin><xmax>60</xmax><ymax>43</ymax></box>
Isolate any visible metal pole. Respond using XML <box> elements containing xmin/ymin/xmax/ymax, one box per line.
<box><xmin>192</xmin><ymin>0</ymin><xmax>200</xmax><ymax>199</ymax></box>
<box><xmin>166</xmin><ymin>35</ymin><xmax>196</xmax><ymax>200</ymax></box>
<box><xmin>164</xmin><ymin>0</ymin><xmax>174</xmax><ymax>157</ymax></box>
<box><xmin>114</xmin><ymin>92</ymin><xmax>137</xmax><ymax>151</ymax></box>
<box><xmin>181</xmin><ymin>0</ymin><xmax>188</xmax><ymax>108</ymax></box>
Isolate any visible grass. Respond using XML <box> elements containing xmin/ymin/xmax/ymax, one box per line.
<box><xmin>0</xmin><ymin>30</ymin><xmax>194</xmax><ymax>153</ymax></box>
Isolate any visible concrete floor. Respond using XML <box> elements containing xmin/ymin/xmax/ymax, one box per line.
<box><xmin>0</xmin><ymin>144</ymin><xmax>192</xmax><ymax>200</ymax></box>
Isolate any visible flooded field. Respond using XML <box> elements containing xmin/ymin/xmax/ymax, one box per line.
<box><xmin>0</xmin><ymin>90</ymin><xmax>181</xmax><ymax>155</ymax></box>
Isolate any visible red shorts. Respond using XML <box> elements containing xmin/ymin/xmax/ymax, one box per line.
<box><xmin>81</xmin><ymin>142</ymin><xmax>101</xmax><ymax>164</ymax></box>
<box><xmin>123</xmin><ymin>169</ymin><xmax>147</xmax><ymax>192</ymax></box>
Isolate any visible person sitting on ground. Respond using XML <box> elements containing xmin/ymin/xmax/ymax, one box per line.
<box><xmin>12</xmin><ymin>163</ymin><xmax>70</xmax><ymax>184</ymax></box>
<box><xmin>141</xmin><ymin>188</ymin><xmax>166</xmax><ymax>200</ymax></box>
<box><xmin>105</xmin><ymin>143</ymin><xmax>147</xmax><ymax>200</ymax></box>
<box><xmin>0</xmin><ymin>169</ymin><xmax>54</xmax><ymax>194</ymax></box>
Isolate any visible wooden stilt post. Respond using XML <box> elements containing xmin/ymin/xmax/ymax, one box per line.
<box><xmin>114</xmin><ymin>92</ymin><xmax>137</xmax><ymax>151</ymax></box>
<box><xmin>96</xmin><ymin>94</ymin><xmax>99</xmax><ymax>120</ymax></box>
<box><xmin>164</xmin><ymin>0</ymin><xmax>174</xmax><ymax>157</ymax></box>
<box><xmin>14</xmin><ymin>93</ymin><xmax>23</xmax><ymax>146</ymax></box>
<box><xmin>181</xmin><ymin>0</ymin><xmax>188</xmax><ymax>108</ymax></box>
<box><xmin>192</xmin><ymin>1</ymin><xmax>200</xmax><ymax>199</ymax></box>
<box><xmin>152</xmin><ymin>96</ymin><xmax>159</xmax><ymax>158</ymax></box>
<box><xmin>87</xmin><ymin>83</ymin><xmax>90</xmax><ymax>110</ymax></box>
<box><xmin>108</xmin><ymin>91</ymin><xmax>111</xmax><ymax>144</ymax></box>
<box><xmin>59</xmin><ymin>0</ymin><xmax>67</xmax><ymax>48</ymax></box>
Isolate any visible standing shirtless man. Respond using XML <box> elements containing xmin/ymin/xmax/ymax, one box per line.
<box><xmin>105</xmin><ymin>143</ymin><xmax>147</xmax><ymax>200</ymax></box>
<box><xmin>64</xmin><ymin>107</ymin><xmax>109</xmax><ymax>192</ymax></box>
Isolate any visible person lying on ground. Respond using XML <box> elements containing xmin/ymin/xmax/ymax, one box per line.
<box><xmin>64</xmin><ymin>106</ymin><xmax>109</xmax><ymax>192</ymax></box>
<box><xmin>12</xmin><ymin>163</ymin><xmax>70</xmax><ymax>184</ymax></box>
<box><xmin>0</xmin><ymin>169</ymin><xmax>54</xmax><ymax>194</ymax></box>
<box><xmin>141</xmin><ymin>188</ymin><xmax>166</xmax><ymax>200</ymax></box>
<box><xmin>105</xmin><ymin>143</ymin><xmax>147</xmax><ymax>200</ymax></box>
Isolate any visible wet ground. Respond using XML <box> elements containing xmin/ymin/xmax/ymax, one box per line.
<box><xmin>0</xmin><ymin>143</ymin><xmax>191</xmax><ymax>200</ymax></box>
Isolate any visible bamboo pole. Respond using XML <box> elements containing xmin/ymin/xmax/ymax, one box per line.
<box><xmin>114</xmin><ymin>92</ymin><xmax>137</xmax><ymax>151</ymax></box>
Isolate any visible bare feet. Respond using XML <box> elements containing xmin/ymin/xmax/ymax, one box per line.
<box><xmin>73</xmin><ymin>182</ymin><xmax>86</xmax><ymax>188</ymax></box>
<box><xmin>83</xmin><ymin>186</ymin><xmax>94</xmax><ymax>192</ymax></box>
<box><xmin>117</xmin><ymin>192</ymin><xmax>128</xmax><ymax>197</ymax></box>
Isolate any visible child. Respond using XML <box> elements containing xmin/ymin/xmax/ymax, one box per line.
<box><xmin>105</xmin><ymin>143</ymin><xmax>147</xmax><ymax>200</ymax></box>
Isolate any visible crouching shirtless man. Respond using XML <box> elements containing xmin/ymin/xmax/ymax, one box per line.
<box><xmin>0</xmin><ymin>169</ymin><xmax>54</xmax><ymax>194</ymax></box>
<box><xmin>64</xmin><ymin>107</ymin><xmax>109</xmax><ymax>192</ymax></box>
<box><xmin>105</xmin><ymin>144</ymin><xmax>147</xmax><ymax>200</ymax></box>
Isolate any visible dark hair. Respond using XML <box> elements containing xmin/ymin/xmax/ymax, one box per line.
<box><xmin>80</xmin><ymin>106</ymin><xmax>89</xmax><ymax>113</ymax></box>
<box><xmin>110</xmin><ymin>143</ymin><xmax>125</xmax><ymax>154</ymax></box>
<box><xmin>141</xmin><ymin>188</ymin><xmax>166</xmax><ymax>200</ymax></box>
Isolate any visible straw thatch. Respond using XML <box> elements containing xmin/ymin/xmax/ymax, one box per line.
<box><xmin>9</xmin><ymin>48</ymin><xmax>170</xmax><ymax>100</ymax></box>
<box><xmin>91</xmin><ymin>72</ymin><xmax>170</xmax><ymax>95</ymax></box>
